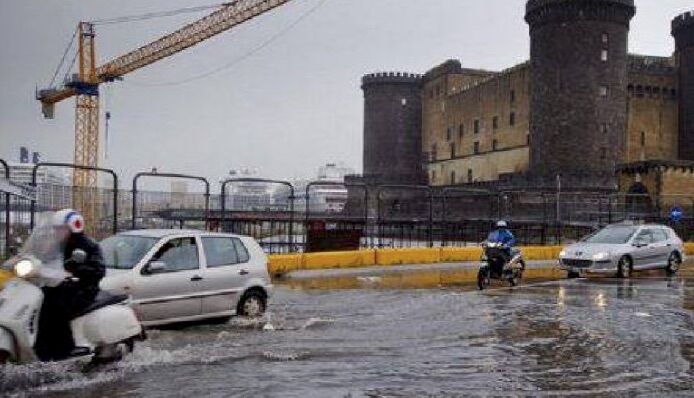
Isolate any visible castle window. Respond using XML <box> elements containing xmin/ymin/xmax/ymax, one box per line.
<box><xmin>601</xmin><ymin>49</ymin><xmax>608</xmax><ymax>62</ymax></box>
<box><xmin>600</xmin><ymin>123</ymin><xmax>608</xmax><ymax>134</ymax></box>
<box><xmin>446</xmin><ymin>128</ymin><xmax>452</xmax><ymax>141</ymax></box>
<box><xmin>431</xmin><ymin>144</ymin><xmax>437</xmax><ymax>161</ymax></box>
<box><xmin>636</xmin><ymin>85</ymin><xmax>644</xmax><ymax>97</ymax></box>
<box><xmin>474</xmin><ymin>119</ymin><xmax>480</xmax><ymax>134</ymax></box>
<box><xmin>492</xmin><ymin>139</ymin><xmax>498</xmax><ymax>151</ymax></box>
<box><xmin>493</xmin><ymin>116</ymin><xmax>499</xmax><ymax>130</ymax></box>
<box><xmin>432</xmin><ymin>170</ymin><xmax>436</xmax><ymax>181</ymax></box>
<box><xmin>641</xmin><ymin>132</ymin><xmax>646</xmax><ymax>147</ymax></box>
<box><xmin>671</xmin><ymin>89</ymin><xmax>677</xmax><ymax>99</ymax></box>
<box><xmin>459</xmin><ymin>123</ymin><xmax>464</xmax><ymax>139</ymax></box>
<box><xmin>429</xmin><ymin>89</ymin><xmax>434</xmax><ymax>99</ymax></box>
<box><xmin>645</xmin><ymin>86</ymin><xmax>652</xmax><ymax>96</ymax></box>
<box><xmin>450</xmin><ymin>143</ymin><xmax>456</xmax><ymax>159</ymax></box>
<box><xmin>527</xmin><ymin>134</ymin><xmax>530</xmax><ymax>145</ymax></box>
<box><xmin>653</xmin><ymin>87</ymin><xmax>661</xmax><ymax>97</ymax></box>
<box><xmin>473</xmin><ymin>141</ymin><xmax>480</xmax><ymax>154</ymax></box>
<box><xmin>602</xmin><ymin>32</ymin><xmax>609</xmax><ymax>44</ymax></box>
<box><xmin>599</xmin><ymin>85</ymin><xmax>609</xmax><ymax>97</ymax></box>
<box><xmin>510</xmin><ymin>90</ymin><xmax>516</xmax><ymax>103</ymax></box>
<box><xmin>600</xmin><ymin>148</ymin><xmax>607</xmax><ymax>160</ymax></box>
<box><xmin>509</xmin><ymin>112</ymin><xmax>516</xmax><ymax>126</ymax></box>
<box><xmin>467</xmin><ymin>169</ymin><xmax>473</xmax><ymax>183</ymax></box>
<box><xmin>627</xmin><ymin>84</ymin><xmax>634</xmax><ymax>96</ymax></box>
<box><xmin>450</xmin><ymin>171</ymin><xmax>456</xmax><ymax>185</ymax></box>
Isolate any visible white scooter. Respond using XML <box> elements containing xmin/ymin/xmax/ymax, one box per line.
<box><xmin>0</xmin><ymin>222</ymin><xmax>143</xmax><ymax>365</ymax></box>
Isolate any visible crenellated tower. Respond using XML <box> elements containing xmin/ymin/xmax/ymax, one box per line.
<box><xmin>672</xmin><ymin>11</ymin><xmax>694</xmax><ymax>160</ymax></box>
<box><xmin>361</xmin><ymin>72</ymin><xmax>425</xmax><ymax>184</ymax></box>
<box><xmin>525</xmin><ymin>0</ymin><xmax>636</xmax><ymax>185</ymax></box>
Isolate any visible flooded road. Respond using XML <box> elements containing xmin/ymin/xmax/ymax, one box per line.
<box><xmin>3</xmin><ymin>269</ymin><xmax>694</xmax><ymax>397</ymax></box>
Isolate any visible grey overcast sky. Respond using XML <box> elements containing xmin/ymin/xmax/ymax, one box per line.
<box><xmin>0</xmin><ymin>0</ymin><xmax>691</xmax><ymax>184</ymax></box>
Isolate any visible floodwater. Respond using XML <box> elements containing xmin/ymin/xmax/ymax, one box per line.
<box><xmin>2</xmin><ymin>269</ymin><xmax>693</xmax><ymax>397</ymax></box>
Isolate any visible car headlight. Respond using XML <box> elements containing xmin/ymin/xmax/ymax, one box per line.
<box><xmin>592</xmin><ymin>252</ymin><xmax>611</xmax><ymax>262</ymax></box>
<box><xmin>559</xmin><ymin>250</ymin><xmax>567</xmax><ymax>257</ymax></box>
<box><xmin>14</xmin><ymin>260</ymin><xmax>35</xmax><ymax>278</ymax></box>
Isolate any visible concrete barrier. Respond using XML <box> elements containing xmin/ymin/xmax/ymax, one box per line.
<box><xmin>440</xmin><ymin>247</ymin><xmax>481</xmax><ymax>262</ymax></box>
<box><xmin>267</xmin><ymin>254</ymin><xmax>302</xmax><ymax>275</ymax></box>
<box><xmin>268</xmin><ymin>243</ymin><xmax>694</xmax><ymax>276</ymax></box>
<box><xmin>376</xmin><ymin>248</ymin><xmax>441</xmax><ymax>266</ymax></box>
<box><xmin>302</xmin><ymin>250</ymin><xmax>376</xmax><ymax>270</ymax></box>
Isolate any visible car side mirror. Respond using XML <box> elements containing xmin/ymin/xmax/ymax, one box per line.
<box><xmin>146</xmin><ymin>261</ymin><xmax>167</xmax><ymax>275</ymax></box>
<box><xmin>71</xmin><ymin>249</ymin><xmax>87</xmax><ymax>264</ymax></box>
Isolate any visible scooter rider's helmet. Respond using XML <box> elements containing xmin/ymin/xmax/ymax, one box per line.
<box><xmin>496</xmin><ymin>220</ymin><xmax>508</xmax><ymax>229</ymax></box>
<box><xmin>52</xmin><ymin>209</ymin><xmax>85</xmax><ymax>235</ymax></box>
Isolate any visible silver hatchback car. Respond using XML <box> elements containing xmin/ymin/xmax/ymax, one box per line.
<box><xmin>559</xmin><ymin>223</ymin><xmax>685</xmax><ymax>278</ymax></box>
<box><xmin>99</xmin><ymin>230</ymin><xmax>272</xmax><ymax>326</ymax></box>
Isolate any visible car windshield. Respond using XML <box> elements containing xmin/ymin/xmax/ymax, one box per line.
<box><xmin>101</xmin><ymin>235</ymin><xmax>158</xmax><ymax>270</ymax></box>
<box><xmin>582</xmin><ymin>226</ymin><xmax>638</xmax><ymax>244</ymax></box>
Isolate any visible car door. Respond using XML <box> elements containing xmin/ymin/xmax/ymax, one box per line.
<box><xmin>650</xmin><ymin>228</ymin><xmax>674</xmax><ymax>267</ymax></box>
<box><xmin>631</xmin><ymin>229</ymin><xmax>657</xmax><ymax>269</ymax></box>
<box><xmin>133</xmin><ymin>236</ymin><xmax>204</xmax><ymax>322</ymax></box>
<box><xmin>199</xmin><ymin>236</ymin><xmax>249</xmax><ymax>315</ymax></box>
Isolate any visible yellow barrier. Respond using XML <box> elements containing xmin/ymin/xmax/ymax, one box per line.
<box><xmin>267</xmin><ymin>254</ymin><xmax>302</xmax><ymax>275</ymax></box>
<box><xmin>0</xmin><ymin>269</ymin><xmax>12</xmax><ymax>289</ymax></box>
<box><xmin>302</xmin><ymin>250</ymin><xmax>376</xmax><ymax>270</ymax></box>
<box><xmin>267</xmin><ymin>243</ymin><xmax>691</xmax><ymax>275</ymax></box>
<box><xmin>376</xmin><ymin>248</ymin><xmax>441</xmax><ymax>266</ymax></box>
<box><xmin>519</xmin><ymin>246</ymin><xmax>563</xmax><ymax>261</ymax></box>
<box><xmin>440</xmin><ymin>247</ymin><xmax>481</xmax><ymax>262</ymax></box>
<box><xmin>685</xmin><ymin>243</ymin><xmax>694</xmax><ymax>256</ymax></box>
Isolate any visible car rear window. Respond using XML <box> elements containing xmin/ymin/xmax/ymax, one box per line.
<box><xmin>202</xmin><ymin>237</ymin><xmax>249</xmax><ymax>268</ymax></box>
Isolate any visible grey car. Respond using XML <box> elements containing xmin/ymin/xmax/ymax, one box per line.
<box><xmin>559</xmin><ymin>223</ymin><xmax>685</xmax><ymax>278</ymax></box>
<box><xmin>99</xmin><ymin>230</ymin><xmax>273</xmax><ymax>327</ymax></box>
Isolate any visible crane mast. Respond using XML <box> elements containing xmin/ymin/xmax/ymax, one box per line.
<box><xmin>36</xmin><ymin>0</ymin><xmax>294</xmax><ymax>227</ymax></box>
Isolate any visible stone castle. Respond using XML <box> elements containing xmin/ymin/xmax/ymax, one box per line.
<box><xmin>360</xmin><ymin>0</ymin><xmax>694</xmax><ymax>206</ymax></box>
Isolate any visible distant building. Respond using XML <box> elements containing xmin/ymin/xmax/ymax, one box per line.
<box><xmin>293</xmin><ymin>163</ymin><xmax>356</xmax><ymax>214</ymax></box>
<box><xmin>8</xmin><ymin>162</ymin><xmax>68</xmax><ymax>186</ymax></box>
<box><xmin>226</xmin><ymin>168</ymin><xmax>281</xmax><ymax>211</ymax></box>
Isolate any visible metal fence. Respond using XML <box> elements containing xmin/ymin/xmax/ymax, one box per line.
<box><xmin>1</xmin><ymin>160</ymin><xmax>693</xmax><ymax>255</ymax></box>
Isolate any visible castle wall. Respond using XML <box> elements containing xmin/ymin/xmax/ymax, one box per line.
<box><xmin>361</xmin><ymin>73</ymin><xmax>424</xmax><ymax>184</ymax></box>
<box><xmin>672</xmin><ymin>11</ymin><xmax>694</xmax><ymax>160</ymax></box>
<box><xmin>526</xmin><ymin>0</ymin><xmax>635</xmax><ymax>182</ymax></box>
<box><xmin>626</xmin><ymin>55</ymin><xmax>679</xmax><ymax>163</ymax></box>
<box><xmin>422</xmin><ymin>62</ymin><xmax>531</xmax><ymax>185</ymax></box>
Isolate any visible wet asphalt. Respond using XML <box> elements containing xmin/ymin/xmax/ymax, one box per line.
<box><xmin>1</xmin><ymin>267</ymin><xmax>693</xmax><ymax>397</ymax></box>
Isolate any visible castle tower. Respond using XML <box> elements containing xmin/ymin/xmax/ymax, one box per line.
<box><xmin>361</xmin><ymin>72</ymin><xmax>425</xmax><ymax>184</ymax></box>
<box><xmin>673</xmin><ymin>11</ymin><xmax>694</xmax><ymax>160</ymax></box>
<box><xmin>525</xmin><ymin>0</ymin><xmax>636</xmax><ymax>185</ymax></box>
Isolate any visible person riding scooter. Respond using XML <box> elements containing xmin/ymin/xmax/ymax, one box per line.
<box><xmin>487</xmin><ymin>220</ymin><xmax>517</xmax><ymax>263</ymax></box>
<box><xmin>34</xmin><ymin>209</ymin><xmax>105</xmax><ymax>361</ymax></box>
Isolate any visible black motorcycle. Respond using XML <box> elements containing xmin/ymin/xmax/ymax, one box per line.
<box><xmin>477</xmin><ymin>242</ymin><xmax>525</xmax><ymax>290</ymax></box>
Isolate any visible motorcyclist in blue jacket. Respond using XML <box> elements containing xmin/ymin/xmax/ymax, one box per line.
<box><xmin>487</xmin><ymin>220</ymin><xmax>517</xmax><ymax>263</ymax></box>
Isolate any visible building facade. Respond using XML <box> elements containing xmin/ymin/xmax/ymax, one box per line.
<box><xmin>361</xmin><ymin>1</ymin><xmax>694</xmax><ymax>196</ymax></box>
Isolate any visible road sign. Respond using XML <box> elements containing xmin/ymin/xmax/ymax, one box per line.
<box><xmin>670</xmin><ymin>206</ymin><xmax>683</xmax><ymax>223</ymax></box>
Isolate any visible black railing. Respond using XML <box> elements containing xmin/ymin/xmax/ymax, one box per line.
<box><xmin>1</xmin><ymin>161</ymin><xmax>693</xmax><ymax>254</ymax></box>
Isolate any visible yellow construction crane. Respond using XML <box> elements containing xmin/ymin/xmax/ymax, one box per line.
<box><xmin>36</xmin><ymin>0</ymin><xmax>293</xmax><ymax>221</ymax></box>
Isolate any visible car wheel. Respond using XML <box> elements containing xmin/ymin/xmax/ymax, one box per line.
<box><xmin>237</xmin><ymin>290</ymin><xmax>267</xmax><ymax>318</ymax></box>
<box><xmin>666</xmin><ymin>252</ymin><xmax>681</xmax><ymax>275</ymax></box>
<box><xmin>617</xmin><ymin>256</ymin><xmax>632</xmax><ymax>279</ymax></box>
<box><xmin>567</xmin><ymin>271</ymin><xmax>580</xmax><ymax>279</ymax></box>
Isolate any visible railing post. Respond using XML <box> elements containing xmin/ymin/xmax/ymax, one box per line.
<box><xmin>1</xmin><ymin>159</ymin><xmax>9</xmax><ymax>257</ymax></box>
